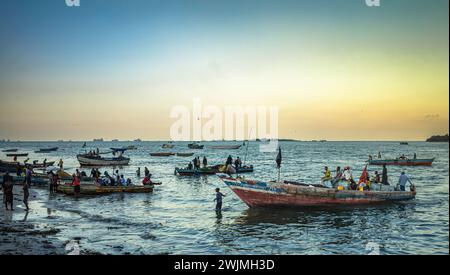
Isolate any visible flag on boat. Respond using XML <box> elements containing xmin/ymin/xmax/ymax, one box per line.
<box><xmin>276</xmin><ymin>146</ymin><xmax>282</xmax><ymax>169</ymax></box>
<box><xmin>358</xmin><ymin>165</ymin><xmax>368</xmax><ymax>184</ymax></box>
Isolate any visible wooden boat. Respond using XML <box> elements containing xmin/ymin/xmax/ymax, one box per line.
<box><xmin>0</xmin><ymin>160</ymin><xmax>20</xmax><ymax>172</ymax></box>
<box><xmin>6</xmin><ymin>153</ymin><xmax>28</xmax><ymax>157</ymax></box>
<box><xmin>218</xmin><ymin>175</ymin><xmax>416</xmax><ymax>208</ymax></box>
<box><xmin>26</xmin><ymin>161</ymin><xmax>56</xmax><ymax>168</ymax></box>
<box><xmin>35</xmin><ymin>147</ymin><xmax>58</xmax><ymax>153</ymax></box>
<box><xmin>150</xmin><ymin>152</ymin><xmax>175</xmax><ymax>157</ymax></box>
<box><xmin>1</xmin><ymin>159</ymin><xmax>57</xmax><ymax>172</ymax></box>
<box><xmin>176</xmin><ymin>152</ymin><xmax>194</xmax><ymax>157</ymax></box>
<box><xmin>188</xmin><ymin>143</ymin><xmax>204</xmax><ymax>149</ymax></box>
<box><xmin>211</xmin><ymin>145</ymin><xmax>242</xmax><ymax>150</ymax></box>
<box><xmin>211</xmin><ymin>164</ymin><xmax>254</xmax><ymax>174</ymax></box>
<box><xmin>368</xmin><ymin>158</ymin><xmax>434</xmax><ymax>166</ymax></box>
<box><xmin>162</xmin><ymin>143</ymin><xmax>174</xmax><ymax>149</ymax></box>
<box><xmin>400</xmin><ymin>142</ymin><xmax>409</xmax><ymax>145</ymax></box>
<box><xmin>0</xmin><ymin>173</ymin><xmax>49</xmax><ymax>185</ymax></box>
<box><xmin>57</xmin><ymin>183</ymin><xmax>154</xmax><ymax>195</ymax></box>
<box><xmin>174</xmin><ymin>167</ymin><xmax>216</xmax><ymax>176</ymax></box>
<box><xmin>174</xmin><ymin>165</ymin><xmax>254</xmax><ymax>176</ymax></box>
<box><xmin>77</xmin><ymin>154</ymin><xmax>130</xmax><ymax>166</ymax></box>
<box><xmin>2</xmin><ymin>149</ymin><xmax>18</xmax><ymax>152</ymax></box>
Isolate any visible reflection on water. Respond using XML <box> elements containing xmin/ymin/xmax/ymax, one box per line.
<box><xmin>0</xmin><ymin>141</ymin><xmax>448</xmax><ymax>254</ymax></box>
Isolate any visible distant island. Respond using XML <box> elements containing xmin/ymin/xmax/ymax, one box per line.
<box><xmin>426</xmin><ymin>134</ymin><xmax>449</xmax><ymax>142</ymax></box>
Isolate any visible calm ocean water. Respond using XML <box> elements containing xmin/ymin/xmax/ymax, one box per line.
<box><xmin>1</xmin><ymin>141</ymin><xmax>448</xmax><ymax>255</ymax></box>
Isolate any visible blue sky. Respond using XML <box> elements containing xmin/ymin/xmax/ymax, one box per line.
<box><xmin>0</xmin><ymin>0</ymin><xmax>448</xmax><ymax>140</ymax></box>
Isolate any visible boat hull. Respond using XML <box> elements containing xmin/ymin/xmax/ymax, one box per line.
<box><xmin>175</xmin><ymin>167</ymin><xmax>216</xmax><ymax>176</ymax></box>
<box><xmin>77</xmin><ymin>155</ymin><xmax>130</xmax><ymax>166</ymax></box>
<box><xmin>220</xmin><ymin>177</ymin><xmax>416</xmax><ymax>208</ymax></box>
<box><xmin>176</xmin><ymin>153</ymin><xmax>194</xmax><ymax>157</ymax></box>
<box><xmin>150</xmin><ymin>152</ymin><xmax>175</xmax><ymax>157</ymax></box>
<box><xmin>57</xmin><ymin>184</ymin><xmax>153</xmax><ymax>195</ymax></box>
<box><xmin>175</xmin><ymin>165</ymin><xmax>254</xmax><ymax>176</ymax></box>
<box><xmin>35</xmin><ymin>147</ymin><xmax>58</xmax><ymax>153</ymax></box>
<box><xmin>6</xmin><ymin>153</ymin><xmax>28</xmax><ymax>157</ymax></box>
<box><xmin>211</xmin><ymin>145</ymin><xmax>242</xmax><ymax>150</ymax></box>
<box><xmin>2</xmin><ymin>149</ymin><xmax>18</xmax><ymax>152</ymax></box>
<box><xmin>368</xmin><ymin>158</ymin><xmax>434</xmax><ymax>166</ymax></box>
<box><xmin>187</xmin><ymin>144</ymin><xmax>204</xmax><ymax>149</ymax></box>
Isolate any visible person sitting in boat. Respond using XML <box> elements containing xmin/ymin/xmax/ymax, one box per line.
<box><xmin>81</xmin><ymin>171</ymin><xmax>87</xmax><ymax>177</ymax></box>
<box><xmin>377</xmin><ymin>152</ymin><xmax>382</xmax><ymax>159</ymax></box>
<box><xmin>226</xmin><ymin>164</ymin><xmax>236</xmax><ymax>175</ymax></box>
<box><xmin>90</xmin><ymin>168</ymin><xmax>96</xmax><ymax>178</ymax></box>
<box><xmin>103</xmin><ymin>171</ymin><xmax>114</xmax><ymax>186</ymax></box>
<box><xmin>33</xmin><ymin>160</ymin><xmax>38</xmax><ymax>165</ymax></box>
<box><xmin>142</xmin><ymin>175</ymin><xmax>153</xmax><ymax>186</ymax></box>
<box><xmin>398</xmin><ymin>171</ymin><xmax>413</xmax><ymax>191</ymax></box>
<box><xmin>370</xmin><ymin>171</ymin><xmax>381</xmax><ymax>184</ymax></box>
<box><xmin>321</xmin><ymin>166</ymin><xmax>332</xmax><ymax>181</ymax></box>
<box><xmin>234</xmin><ymin>158</ymin><xmax>239</xmax><ymax>169</ymax></box>
<box><xmin>368</xmin><ymin>155</ymin><xmax>373</xmax><ymax>161</ymax></box>
<box><xmin>187</xmin><ymin>162</ymin><xmax>193</xmax><ymax>170</ymax></box>
<box><xmin>72</xmin><ymin>174</ymin><xmax>81</xmax><ymax>196</ymax></box>
<box><xmin>120</xmin><ymin>175</ymin><xmax>126</xmax><ymax>187</ymax></box>
<box><xmin>126</xmin><ymin>178</ymin><xmax>132</xmax><ymax>186</ymax></box>
<box><xmin>399</xmin><ymin>154</ymin><xmax>407</xmax><ymax>160</ymax></box>
<box><xmin>99</xmin><ymin>174</ymin><xmax>110</xmax><ymax>186</ymax></box>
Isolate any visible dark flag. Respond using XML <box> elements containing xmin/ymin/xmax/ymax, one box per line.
<box><xmin>276</xmin><ymin>146</ymin><xmax>282</xmax><ymax>169</ymax></box>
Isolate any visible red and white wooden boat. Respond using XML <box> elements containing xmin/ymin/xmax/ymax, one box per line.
<box><xmin>218</xmin><ymin>175</ymin><xmax>416</xmax><ymax>208</ymax></box>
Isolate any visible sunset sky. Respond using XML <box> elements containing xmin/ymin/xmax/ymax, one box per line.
<box><xmin>0</xmin><ymin>0</ymin><xmax>448</xmax><ymax>141</ymax></box>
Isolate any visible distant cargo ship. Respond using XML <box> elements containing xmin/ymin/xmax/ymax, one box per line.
<box><xmin>426</xmin><ymin>134</ymin><xmax>449</xmax><ymax>142</ymax></box>
<box><xmin>134</xmin><ymin>139</ymin><xmax>142</xmax><ymax>142</ymax></box>
<box><xmin>93</xmin><ymin>138</ymin><xmax>104</xmax><ymax>142</ymax></box>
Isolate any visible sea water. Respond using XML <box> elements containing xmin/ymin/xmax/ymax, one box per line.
<box><xmin>0</xmin><ymin>141</ymin><xmax>448</xmax><ymax>255</ymax></box>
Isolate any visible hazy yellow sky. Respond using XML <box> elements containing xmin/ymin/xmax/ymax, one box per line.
<box><xmin>0</xmin><ymin>0</ymin><xmax>448</xmax><ymax>141</ymax></box>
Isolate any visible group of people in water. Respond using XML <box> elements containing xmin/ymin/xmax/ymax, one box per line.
<box><xmin>321</xmin><ymin>164</ymin><xmax>414</xmax><ymax>191</ymax></box>
<box><xmin>185</xmin><ymin>155</ymin><xmax>244</xmax><ymax>171</ymax></box>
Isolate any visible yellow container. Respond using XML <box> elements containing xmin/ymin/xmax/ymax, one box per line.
<box><xmin>358</xmin><ymin>187</ymin><xmax>364</xmax><ymax>191</ymax></box>
<box><xmin>337</xmin><ymin>186</ymin><xmax>344</xmax><ymax>191</ymax></box>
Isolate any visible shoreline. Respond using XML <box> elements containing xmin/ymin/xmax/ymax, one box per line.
<box><xmin>0</xmin><ymin>188</ymin><xmax>66</xmax><ymax>255</ymax></box>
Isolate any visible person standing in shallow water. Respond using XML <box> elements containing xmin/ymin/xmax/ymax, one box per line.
<box><xmin>2</xmin><ymin>172</ymin><xmax>14</xmax><ymax>210</ymax></box>
<box><xmin>23</xmin><ymin>181</ymin><xmax>30</xmax><ymax>211</ymax></box>
<box><xmin>214</xmin><ymin>188</ymin><xmax>225</xmax><ymax>211</ymax></box>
